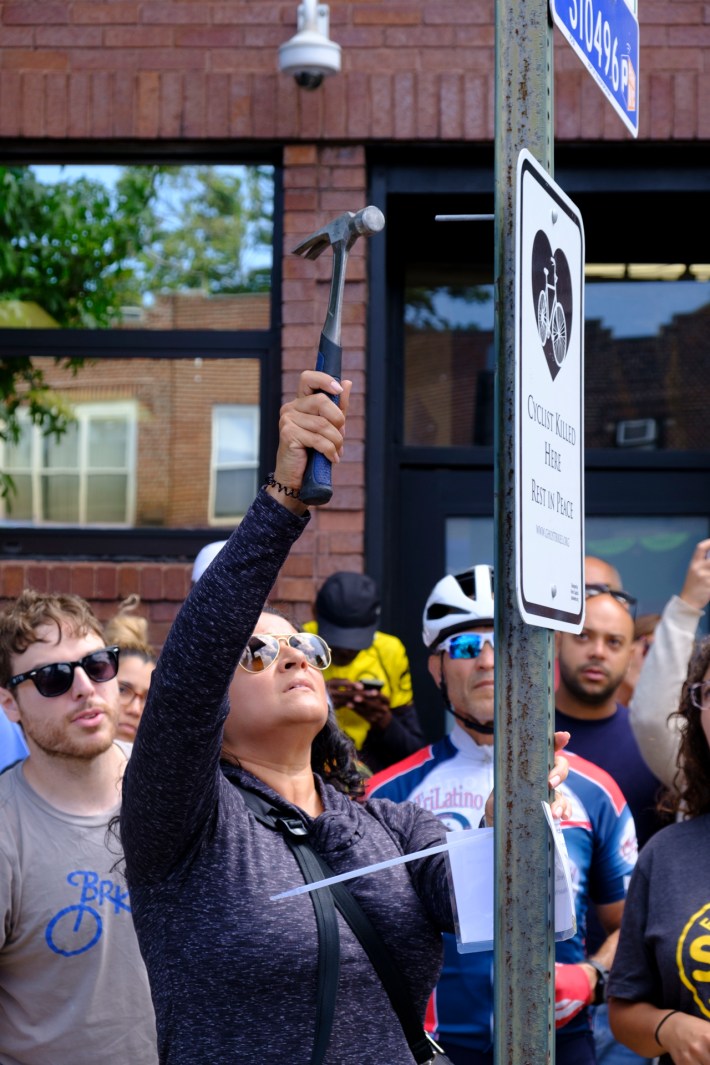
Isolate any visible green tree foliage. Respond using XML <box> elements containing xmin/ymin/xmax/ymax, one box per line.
<box><xmin>137</xmin><ymin>164</ymin><xmax>273</xmax><ymax>294</ymax></box>
<box><xmin>0</xmin><ymin>163</ymin><xmax>273</xmax><ymax>504</ymax></box>
<box><xmin>0</xmin><ymin>165</ymin><xmax>157</xmax><ymax>328</ymax></box>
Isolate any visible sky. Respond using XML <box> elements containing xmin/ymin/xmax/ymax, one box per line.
<box><xmin>30</xmin><ymin>163</ymin><xmax>273</xmax><ymax>271</ymax></box>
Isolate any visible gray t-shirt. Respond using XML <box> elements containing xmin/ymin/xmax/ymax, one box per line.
<box><xmin>0</xmin><ymin>751</ymin><xmax>157</xmax><ymax>1065</ymax></box>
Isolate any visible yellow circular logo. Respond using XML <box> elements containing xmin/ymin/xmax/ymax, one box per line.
<box><xmin>677</xmin><ymin>901</ymin><xmax>710</xmax><ymax>1019</ymax></box>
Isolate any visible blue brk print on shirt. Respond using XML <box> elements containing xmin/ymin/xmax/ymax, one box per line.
<box><xmin>45</xmin><ymin>869</ymin><xmax>132</xmax><ymax>957</ymax></box>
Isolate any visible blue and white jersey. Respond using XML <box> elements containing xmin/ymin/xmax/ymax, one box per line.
<box><xmin>367</xmin><ymin>728</ymin><xmax>637</xmax><ymax>1053</ymax></box>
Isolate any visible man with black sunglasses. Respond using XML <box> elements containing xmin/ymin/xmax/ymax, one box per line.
<box><xmin>368</xmin><ymin>566</ymin><xmax>636</xmax><ymax>1065</ymax></box>
<box><xmin>0</xmin><ymin>590</ymin><xmax>157</xmax><ymax>1064</ymax></box>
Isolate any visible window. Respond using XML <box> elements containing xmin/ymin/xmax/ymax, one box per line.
<box><xmin>0</xmin><ymin>164</ymin><xmax>274</xmax><ymax>331</ymax></box>
<box><xmin>210</xmin><ymin>405</ymin><xmax>260</xmax><ymax>523</ymax></box>
<box><xmin>0</xmin><ymin>158</ymin><xmax>280</xmax><ymax>549</ymax></box>
<box><xmin>1</xmin><ymin>403</ymin><xmax>136</xmax><ymax>525</ymax></box>
<box><xmin>444</xmin><ymin>513</ymin><xmax>709</xmax><ymax>628</ymax></box>
<box><xmin>584</xmin><ymin>266</ymin><xmax>710</xmax><ymax>450</ymax></box>
<box><xmin>403</xmin><ymin>272</ymin><xmax>495</xmax><ymax>447</ymax></box>
<box><xmin>402</xmin><ymin>266</ymin><xmax>710</xmax><ymax>452</ymax></box>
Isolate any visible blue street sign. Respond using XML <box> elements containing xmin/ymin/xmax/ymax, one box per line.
<box><xmin>550</xmin><ymin>0</ymin><xmax>639</xmax><ymax>137</ymax></box>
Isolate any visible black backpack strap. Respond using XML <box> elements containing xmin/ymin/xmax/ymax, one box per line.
<box><xmin>235</xmin><ymin>783</ymin><xmax>442</xmax><ymax>1065</ymax></box>
<box><xmin>324</xmin><ymin>870</ymin><xmax>439</xmax><ymax>1064</ymax></box>
<box><xmin>238</xmin><ymin>787</ymin><xmax>340</xmax><ymax>1065</ymax></box>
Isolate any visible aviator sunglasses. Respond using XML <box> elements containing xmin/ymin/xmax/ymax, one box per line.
<box><xmin>584</xmin><ymin>583</ymin><xmax>638</xmax><ymax>619</ymax></box>
<box><xmin>6</xmin><ymin>646</ymin><xmax>120</xmax><ymax>699</ymax></box>
<box><xmin>439</xmin><ymin>632</ymin><xmax>494</xmax><ymax>659</ymax></box>
<box><xmin>239</xmin><ymin>632</ymin><xmax>331</xmax><ymax>674</ymax></box>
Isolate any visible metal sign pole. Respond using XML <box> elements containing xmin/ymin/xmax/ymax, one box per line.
<box><xmin>493</xmin><ymin>1</ymin><xmax>556</xmax><ymax>1063</ymax></box>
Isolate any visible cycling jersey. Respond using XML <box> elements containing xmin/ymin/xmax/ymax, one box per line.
<box><xmin>368</xmin><ymin>727</ymin><xmax>637</xmax><ymax>1054</ymax></box>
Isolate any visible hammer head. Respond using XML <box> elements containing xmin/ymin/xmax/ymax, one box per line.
<box><xmin>292</xmin><ymin>205</ymin><xmax>385</xmax><ymax>261</ymax></box>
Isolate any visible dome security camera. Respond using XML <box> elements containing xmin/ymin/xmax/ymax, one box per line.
<box><xmin>278</xmin><ymin>1</ymin><xmax>341</xmax><ymax>90</ymax></box>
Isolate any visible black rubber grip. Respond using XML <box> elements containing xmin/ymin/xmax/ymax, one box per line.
<box><xmin>299</xmin><ymin>333</ymin><xmax>342</xmax><ymax>506</ymax></box>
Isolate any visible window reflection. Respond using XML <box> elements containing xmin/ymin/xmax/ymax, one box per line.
<box><xmin>403</xmin><ymin>282</ymin><xmax>495</xmax><ymax>447</ymax></box>
<box><xmin>0</xmin><ymin>164</ymin><xmax>273</xmax><ymax>330</ymax></box>
<box><xmin>585</xmin><ymin>279</ymin><xmax>710</xmax><ymax>450</ymax></box>
<box><xmin>4</xmin><ymin>404</ymin><xmax>135</xmax><ymax>525</ymax></box>
<box><xmin>586</xmin><ymin>516</ymin><xmax>709</xmax><ymax>623</ymax></box>
<box><xmin>445</xmin><ymin>514</ymin><xmax>709</xmax><ymax>627</ymax></box>
<box><xmin>403</xmin><ymin>270</ymin><xmax>710</xmax><ymax>452</ymax></box>
<box><xmin>212</xmin><ymin>405</ymin><xmax>260</xmax><ymax>521</ymax></box>
<box><xmin>0</xmin><ymin>359</ymin><xmax>261</xmax><ymax>528</ymax></box>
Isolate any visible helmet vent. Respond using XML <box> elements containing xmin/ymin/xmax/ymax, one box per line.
<box><xmin>426</xmin><ymin>603</ymin><xmax>469</xmax><ymax>620</ymax></box>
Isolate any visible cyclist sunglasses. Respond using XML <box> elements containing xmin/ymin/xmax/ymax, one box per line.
<box><xmin>6</xmin><ymin>646</ymin><xmax>120</xmax><ymax>699</ymax></box>
<box><xmin>584</xmin><ymin>583</ymin><xmax>637</xmax><ymax>618</ymax></box>
<box><xmin>239</xmin><ymin>632</ymin><xmax>331</xmax><ymax>674</ymax></box>
<box><xmin>439</xmin><ymin>632</ymin><xmax>494</xmax><ymax>659</ymax></box>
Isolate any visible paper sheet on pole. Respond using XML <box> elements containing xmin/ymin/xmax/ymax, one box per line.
<box><xmin>272</xmin><ymin>809</ymin><xmax>575</xmax><ymax>949</ymax></box>
<box><xmin>446</xmin><ymin>828</ymin><xmax>495</xmax><ymax>952</ymax></box>
<box><xmin>543</xmin><ymin>801</ymin><xmax>576</xmax><ymax>941</ymax></box>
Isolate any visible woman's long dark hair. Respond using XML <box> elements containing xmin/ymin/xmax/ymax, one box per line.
<box><xmin>311</xmin><ymin>707</ymin><xmax>364</xmax><ymax>797</ymax></box>
<box><xmin>664</xmin><ymin>635</ymin><xmax>710</xmax><ymax>820</ymax></box>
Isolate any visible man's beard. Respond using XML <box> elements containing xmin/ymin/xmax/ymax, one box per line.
<box><xmin>559</xmin><ymin>662</ymin><xmax>622</xmax><ymax>707</ymax></box>
<box><xmin>21</xmin><ymin>717</ymin><xmax>114</xmax><ymax>761</ymax></box>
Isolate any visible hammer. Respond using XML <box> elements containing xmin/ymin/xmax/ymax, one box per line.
<box><xmin>292</xmin><ymin>205</ymin><xmax>385</xmax><ymax>505</ymax></box>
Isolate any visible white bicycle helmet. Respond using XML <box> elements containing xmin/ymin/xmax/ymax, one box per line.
<box><xmin>422</xmin><ymin>565</ymin><xmax>495</xmax><ymax>651</ymax></box>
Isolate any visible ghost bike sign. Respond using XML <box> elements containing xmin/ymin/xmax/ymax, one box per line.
<box><xmin>515</xmin><ymin>151</ymin><xmax>585</xmax><ymax>633</ymax></box>
<box><xmin>550</xmin><ymin>0</ymin><xmax>639</xmax><ymax>137</ymax></box>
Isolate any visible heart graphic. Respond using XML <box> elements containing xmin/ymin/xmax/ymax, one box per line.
<box><xmin>531</xmin><ymin>229</ymin><xmax>573</xmax><ymax>381</ymax></box>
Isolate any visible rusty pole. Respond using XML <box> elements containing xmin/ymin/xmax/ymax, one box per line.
<box><xmin>493</xmin><ymin>1</ymin><xmax>556</xmax><ymax>1064</ymax></box>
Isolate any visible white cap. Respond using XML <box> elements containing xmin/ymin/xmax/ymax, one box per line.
<box><xmin>191</xmin><ymin>541</ymin><xmax>228</xmax><ymax>583</ymax></box>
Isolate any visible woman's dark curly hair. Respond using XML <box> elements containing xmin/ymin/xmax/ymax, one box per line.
<box><xmin>665</xmin><ymin>635</ymin><xmax>710</xmax><ymax>820</ymax></box>
<box><xmin>310</xmin><ymin>706</ymin><xmax>364</xmax><ymax>798</ymax></box>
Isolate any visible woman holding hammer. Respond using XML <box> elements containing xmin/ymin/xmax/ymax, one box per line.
<box><xmin>120</xmin><ymin>369</ymin><xmax>569</xmax><ymax>1065</ymax></box>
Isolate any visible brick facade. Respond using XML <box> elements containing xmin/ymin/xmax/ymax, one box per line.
<box><xmin>1</xmin><ymin>2</ymin><xmax>706</xmax><ymax>143</ymax></box>
<box><xmin>0</xmin><ymin>556</ymin><xmax>190</xmax><ymax>652</ymax></box>
<box><xmin>0</xmin><ymin>0</ymin><xmax>707</xmax><ymax>631</ymax></box>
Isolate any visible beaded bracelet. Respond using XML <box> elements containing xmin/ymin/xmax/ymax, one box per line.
<box><xmin>263</xmin><ymin>473</ymin><xmax>301</xmax><ymax>499</ymax></box>
<box><xmin>654</xmin><ymin>1009</ymin><xmax>679</xmax><ymax>1047</ymax></box>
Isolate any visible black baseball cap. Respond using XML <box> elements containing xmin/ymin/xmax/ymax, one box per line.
<box><xmin>316</xmin><ymin>572</ymin><xmax>381</xmax><ymax>651</ymax></box>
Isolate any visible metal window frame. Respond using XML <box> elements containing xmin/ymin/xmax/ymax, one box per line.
<box><xmin>1</xmin><ymin>400</ymin><xmax>138</xmax><ymax>525</ymax></box>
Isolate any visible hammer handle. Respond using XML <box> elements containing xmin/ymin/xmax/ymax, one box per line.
<box><xmin>299</xmin><ymin>333</ymin><xmax>342</xmax><ymax>506</ymax></box>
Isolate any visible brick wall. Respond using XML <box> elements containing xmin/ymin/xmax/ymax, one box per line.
<box><xmin>0</xmin><ymin>559</ymin><xmax>191</xmax><ymax>652</ymax></box>
<box><xmin>0</xmin><ymin>1</ymin><xmax>707</xmax><ymax>142</ymax></box>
